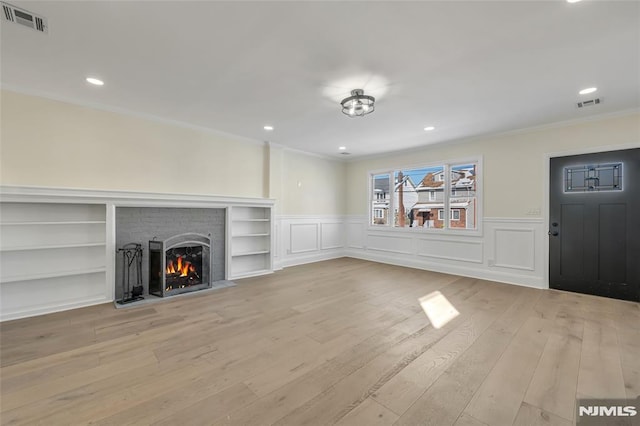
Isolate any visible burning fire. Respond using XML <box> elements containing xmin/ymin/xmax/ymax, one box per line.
<box><xmin>166</xmin><ymin>256</ymin><xmax>196</xmax><ymax>277</ymax></box>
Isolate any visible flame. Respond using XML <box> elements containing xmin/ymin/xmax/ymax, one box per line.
<box><xmin>166</xmin><ymin>257</ymin><xmax>195</xmax><ymax>277</ymax></box>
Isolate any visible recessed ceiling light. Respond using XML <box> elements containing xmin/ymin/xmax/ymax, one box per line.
<box><xmin>579</xmin><ymin>87</ymin><xmax>597</xmax><ymax>95</ymax></box>
<box><xmin>263</xmin><ymin>125</ymin><xmax>274</xmax><ymax>131</ymax></box>
<box><xmin>424</xmin><ymin>126</ymin><xmax>435</xmax><ymax>131</ymax></box>
<box><xmin>566</xmin><ymin>0</ymin><xmax>582</xmax><ymax>3</ymax></box>
<box><xmin>339</xmin><ymin>146</ymin><xmax>347</xmax><ymax>150</ymax></box>
<box><xmin>86</xmin><ymin>77</ymin><xmax>104</xmax><ymax>86</ymax></box>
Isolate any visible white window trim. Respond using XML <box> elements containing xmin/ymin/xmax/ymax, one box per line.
<box><xmin>368</xmin><ymin>156</ymin><xmax>483</xmax><ymax>236</ymax></box>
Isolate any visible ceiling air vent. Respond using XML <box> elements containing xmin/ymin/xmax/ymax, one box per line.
<box><xmin>577</xmin><ymin>98</ymin><xmax>601</xmax><ymax>108</ymax></box>
<box><xmin>1</xmin><ymin>2</ymin><xmax>47</xmax><ymax>33</ymax></box>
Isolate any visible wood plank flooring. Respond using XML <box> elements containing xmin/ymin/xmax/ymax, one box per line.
<box><xmin>1</xmin><ymin>258</ymin><xmax>638</xmax><ymax>425</ymax></box>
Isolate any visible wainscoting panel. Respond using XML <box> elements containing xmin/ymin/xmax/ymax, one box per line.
<box><xmin>367</xmin><ymin>234</ymin><xmax>413</xmax><ymax>255</ymax></box>
<box><xmin>346</xmin><ymin>220</ymin><xmax>365</xmax><ymax>249</ymax></box>
<box><xmin>416</xmin><ymin>237</ymin><xmax>483</xmax><ymax>263</ymax></box>
<box><xmin>320</xmin><ymin>223</ymin><xmax>344</xmax><ymax>250</ymax></box>
<box><xmin>275</xmin><ymin>216</ymin><xmax>346</xmax><ymax>269</ymax></box>
<box><xmin>290</xmin><ymin>223</ymin><xmax>319</xmax><ymax>254</ymax></box>
<box><xmin>493</xmin><ymin>228</ymin><xmax>535</xmax><ymax>271</ymax></box>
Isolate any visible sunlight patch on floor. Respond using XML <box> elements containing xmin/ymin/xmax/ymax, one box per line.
<box><xmin>418</xmin><ymin>291</ymin><xmax>460</xmax><ymax>329</ymax></box>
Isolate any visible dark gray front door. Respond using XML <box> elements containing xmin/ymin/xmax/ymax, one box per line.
<box><xmin>549</xmin><ymin>148</ymin><xmax>640</xmax><ymax>302</ymax></box>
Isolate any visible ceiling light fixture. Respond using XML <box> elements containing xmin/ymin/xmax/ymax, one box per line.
<box><xmin>341</xmin><ymin>89</ymin><xmax>375</xmax><ymax>118</ymax></box>
<box><xmin>566</xmin><ymin>0</ymin><xmax>582</xmax><ymax>3</ymax></box>
<box><xmin>424</xmin><ymin>126</ymin><xmax>435</xmax><ymax>131</ymax></box>
<box><xmin>86</xmin><ymin>77</ymin><xmax>104</xmax><ymax>86</ymax></box>
<box><xmin>579</xmin><ymin>87</ymin><xmax>597</xmax><ymax>95</ymax></box>
<box><xmin>263</xmin><ymin>125</ymin><xmax>274</xmax><ymax>131</ymax></box>
<box><xmin>339</xmin><ymin>146</ymin><xmax>347</xmax><ymax>150</ymax></box>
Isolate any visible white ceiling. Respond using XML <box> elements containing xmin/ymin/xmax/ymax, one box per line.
<box><xmin>1</xmin><ymin>1</ymin><xmax>639</xmax><ymax>158</ymax></box>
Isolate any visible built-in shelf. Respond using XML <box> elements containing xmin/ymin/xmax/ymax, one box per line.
<box><xmin>231</xmin><ymin>269</ymin><xmax>273</xmax><ymax>279</ymax></box>
<box><xmin>0</xmin><ymin>242</ymin><xmax>106</xmax><ymax>252</ymax></box>
<box><xmin>232</xmin><ymin>250</ymin><xmax>270</xmax><ymax>257</ymax></box>
<box><xmin>229</xmin><ymin>206</ymin><xmax>273</xmax><ymax>279</ymax></box>
<box><xmin>1</xmin><ymin>267</ymin><xmax>106</xmax><ymax>284</ymax></box>
<box><xmin>0</xmin><ymin>202</ymin><xmax>109</xmax><ymax>321</ymax></box>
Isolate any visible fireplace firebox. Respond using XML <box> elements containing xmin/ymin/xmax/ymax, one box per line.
<box><xmin>149</xmin><ymin>233</ymin><xmax>212</xmax><ymax>297</ymax></box>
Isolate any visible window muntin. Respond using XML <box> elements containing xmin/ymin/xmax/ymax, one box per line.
<box><xmin>564</xmin><ymin>163</ymin><xmax>622</xmax><ymax>192</ymax></box>
<box><xmin>370</xmin><ymin>161</ymin><xmax>479</xmax><ymax>231</ymax></box>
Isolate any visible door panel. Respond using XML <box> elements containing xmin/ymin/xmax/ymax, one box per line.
<box><xmin>598</xmin><ymin>204</ymin><xmax>626</xmax><ymax>284</ymax></box>
<box><xmin>549</xmin><ymin>148</ymin><xmax>640</xmax><ymax>302</ymax></box>
<box><xmin>559</xmin><ymin>204</ymin><xmax>584</xmax><ymax>279</ymax></box>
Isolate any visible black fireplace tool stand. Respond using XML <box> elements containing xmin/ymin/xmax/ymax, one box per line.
<box><xmin>117</xmin><ymin>243</ymin><xmax>144</xmax><ymax>304</ymax></box>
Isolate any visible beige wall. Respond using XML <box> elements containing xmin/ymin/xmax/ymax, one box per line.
<box><xmin>0</xmin><ymin>90</ymin><xmax>266</xmax><ymax>198</ymax></box>
<box><xmin>275</xmin><ymin>147</ymin><xmax>347</xmax><ymax>216</ymax></box>
<box><xmin>0</xmin><ymin>90</ymin><xmax>348</xmax><ymax>215</ymax></box>
<box><xmin>346</xmin><ymin>113</ymin><xmax>640</xmax><ymax>217</ymax></box>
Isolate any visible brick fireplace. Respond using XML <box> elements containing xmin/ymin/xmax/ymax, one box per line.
<box><xmin>115</xmin><ymin>207</ymin><xmax>225</xmax><ymax>300</ymax></box>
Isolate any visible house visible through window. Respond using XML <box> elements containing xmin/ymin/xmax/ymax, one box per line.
<box><xmin>370</xmin><ymin>160</ymin><xmax>479</xmax><ymax>231</ymax></box>
<box><xmin>371</xmin><ymin>173</ymin><xmax>390</xmax><ymax>225</ymax></box>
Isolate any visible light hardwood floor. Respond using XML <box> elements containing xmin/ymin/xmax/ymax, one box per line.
<box><xmin>1</xmin><ymin>258</ymin><xmax>638</xmax><ymax>425</ymax></box>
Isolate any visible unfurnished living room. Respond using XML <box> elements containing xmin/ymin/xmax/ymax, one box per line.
<box><xmin>0</xmin><ymin>1</ymin><xmax>639</xmax><ymax>425</ymax></box>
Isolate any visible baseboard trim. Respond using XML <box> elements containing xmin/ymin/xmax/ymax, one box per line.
<box><xmin>1</xmin><ymin>296</ymin><xmax>112</xmax><ymax>322</ymax></box>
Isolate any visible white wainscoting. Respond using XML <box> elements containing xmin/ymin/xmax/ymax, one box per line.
<box><xmin>274</xmin><ymin>216</ymin><xmax>346</xmax><ymax>269</ymax></box>
<box><xmin>343</xmin><ymin>216</ymin><xmax>546</xmax><ymax>289</ymax></box>
<box><xmin>276</xmin><ymin>215</ymin><xmax>546</xmax><ymax>289</ymax></box>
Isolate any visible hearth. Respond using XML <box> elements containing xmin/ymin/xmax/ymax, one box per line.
<box><xmin>148</xmin><ymin>233</ymin><xmax>212</xmax><ymax>297</ymax></box>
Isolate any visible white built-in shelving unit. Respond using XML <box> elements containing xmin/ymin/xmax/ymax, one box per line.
<box><xmin>0</xmin><ymin>186</ymin><xmax>275</xmax><ymax>321</ymax></box>
<box><xmin>229</xmin><ymin>206</ymin><xmax>274</xmax><ymax>279</ymax></box>
<box><xmin>0</xmin><ymin>203</ymin><xmax>108</xmax><ymax>319</ymax></box>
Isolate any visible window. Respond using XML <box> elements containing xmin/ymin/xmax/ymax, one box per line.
<box><xmin>371</xmin><ymin>173</ymin><xmax>390</xmax><ymax>225</ymax></box>
<box><xmin>370</xmin><ymin>160</ymin><xmax>479</xmax><ymax>231</ymax></box>
<box><xmin>449</xmin><ymin>163</ymin><xmax>477</xmax><ymax>229</ymax></box>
